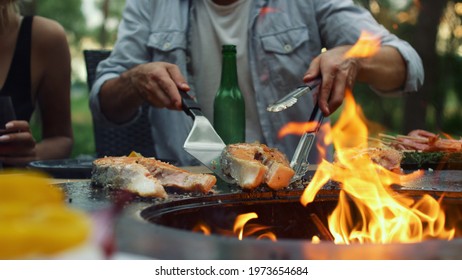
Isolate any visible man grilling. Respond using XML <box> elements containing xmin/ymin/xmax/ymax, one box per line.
<box><xmin>89</xmin><ymin>0</ymin><xmax>424</xmax><ymax>166</ymax></box>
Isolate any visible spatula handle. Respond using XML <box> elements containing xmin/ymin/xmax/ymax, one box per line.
<box><xmin>179</xmin><ymin>90</ymin><xmax>203</xmax><ymax>119</ymax></box>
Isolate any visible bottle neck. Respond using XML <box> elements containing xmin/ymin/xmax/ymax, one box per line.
<box><xmin>219</xmin><ymin>51</ymin><xmax>238</xmax><ymax>89</ymax></box>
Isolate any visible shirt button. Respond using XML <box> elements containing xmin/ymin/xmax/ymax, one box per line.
<box><xmin>163</xmin><ymin>42</ymin><xmax>171</xmax><ymax>49</ymax></box>
<box><xmin>284</xmin><ymin>44</ymin><xmax>292</xmax><ymax>53</ymax></box>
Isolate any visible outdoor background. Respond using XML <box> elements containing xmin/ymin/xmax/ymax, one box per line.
<box><xmin>20</xmin><ymin>0</ymin><xmax>462</xmax><ymax>158</ymax></box>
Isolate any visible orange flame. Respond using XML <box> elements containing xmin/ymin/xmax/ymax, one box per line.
<box><xmin>232</xmin><ymin>212</ymin><xmax>277</xmax><ymax>241</ymax></box>
<box><xmin>257</xmin><ymin>232</ymin><xmax>277</xmax><ymax>242</ymax></box>
<box><xmin>311</xmin><ymin>236</ymin><xmax>321</xmax><ymax>244</ymax></box>
<box><xmin>344</xmin><ymin>31</ymin><xmax>380</xmax><ymax>59</ymax></box>
<box><xmin>301</xmin><ymin>90</ymin><xmax>455</xmax><ymax>244</ymax></box>
<box><xmin>233</xmin><ymin>212</ymin><xmax>258</xmax><ymax>240</ymax></box>
<box><xmin>192</xmin><ymin>223</ymin><xmax>211</xmax><ymax>236</ymax></box>
<box><xmin>278</xmin><ymin>121</ymin><xmax>322</xmax><ymax>139</ymax></box>
<box><xmin>278</xmin><ymin>121</ymin><xmax>330</xmax><ymax>164</ymax></box>
<box><xmin>192</xmin><ymin>213</ymin><xmax>277</xmax><ymax>240</ymax></box>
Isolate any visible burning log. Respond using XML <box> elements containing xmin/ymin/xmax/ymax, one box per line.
<box><xmin>310</xmin><ymin>213</ymin><xmax>334</xmax><ymax>241</ymax></box>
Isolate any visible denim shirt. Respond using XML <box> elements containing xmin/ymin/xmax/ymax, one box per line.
<box><xmin>90</xmin><ymin>0</ymin><xmax>424</xmax><ymax>166</ymax></box>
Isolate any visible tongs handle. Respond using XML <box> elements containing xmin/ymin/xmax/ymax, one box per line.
<box><xmin>305</xmin><ymin>78</ymin><xmax>322</xmax><ymax>92</ymax></box>
<box><xmin>290</xmin><ymin>104</ymin><xmax>324</xmax><ymax>182</ymax></box>
<box><xmin>307</xmin><ymin>103</ymin><xmax>324</xmax><ymax>133</ymax></box>
<box><xmin>290</xmin><ymin>79</ymin><xmax>322</xmax><ymax>99</ymax></box>
<box><xmin>267</xmin><ymin>78</ymin><xmax>322</xmax><ymax>112</ymax></box>
<box><xmin>179</xmin><ymin>90</ymin><xmax>203</xmax><ymax>120</ymax></box>
<box><xmin>291</xmin><ymin>78</ymin><xmax>322</xmax><ymax>102</ymax></box>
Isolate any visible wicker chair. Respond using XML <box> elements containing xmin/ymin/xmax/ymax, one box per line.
<box><xmin>83</xmin><ymin>50</ymin><xmax>156</xmax><ymax>158</ymax></box>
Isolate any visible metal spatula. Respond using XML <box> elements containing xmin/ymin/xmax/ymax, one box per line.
<box><xmin>266</xmin><ymin>79</ymin><xmax>323</xmax><ymax>182</ymax></box>
<box><xmin>180</xmin><ymin>90</ymin><xmax>235</xmax><ymax>184</ymax></box>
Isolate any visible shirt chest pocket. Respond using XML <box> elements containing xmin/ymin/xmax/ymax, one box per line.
<box><xmin>147</xmin><ymin>31</ymin><xmax>187</xmax><ymax>57</ymax></box>
<box><xmin>259</xmin><ymin>27</ymin><xmax>312</xmax><ymax>91</ymax></box>
<box><xmin>261</xmin><ymin>27</ymin><xmax>309</xmax><ymax>54</ymax></box>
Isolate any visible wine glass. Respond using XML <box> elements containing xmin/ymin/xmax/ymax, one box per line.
<box><xmin>0</xmin><ymin>96</ymin><xmax>16</xmax><ymax>169</ymax></box>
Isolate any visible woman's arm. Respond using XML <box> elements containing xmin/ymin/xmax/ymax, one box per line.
<box><xmin>33</xmin><ymin>16</ymin><xmax>73</xmax><ymax>160</ymax></box>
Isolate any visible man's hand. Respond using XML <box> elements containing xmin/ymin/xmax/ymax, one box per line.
<box><xmin>124</xmin><ymin>62</ymin><xmax>190</xmax><ymax>110</ymax></box>
<box><xmin>303</xmin><ymin>46</ymin><xmax>359</xmax><ymax>117</ymax></box>
<box><xmin>303</xmin><ymin>45</ymin><xmax>406</xmax><ymax>117</ymax></box>
<box><xmin>99</xmin><ymin>62</ymin><xmax>190</xmax><ymax>123</ymax></box>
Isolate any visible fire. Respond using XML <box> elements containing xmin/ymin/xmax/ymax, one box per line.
<box><xmin>295</xmin><ymin>30</ymin><xmax>455</xmax><ymax>244</ymax></box>
<box><xmin>300</xmin><ymin>90</ymin><xmax>456</xmax><ymax>244</ymax></box>
<box><xmin>233</xmin><ymin>212</ymin><xmax>278</xmax><ymax>241</ymax></box>
<box><xmin>193</xmin><ymin>212</ymin><xmax>277</xmax><ymax>241</ymax></box>
<box><xmin>234</xmin><ymin>212</ymin><xmax>277</xmax><ymax>241</ymax></box>
<box><xmin>278</xmin><ymin>122</ymin><xmax>322</xmax><ymax>139</ymax></box>
<box><xmin>343</xmin><ymin>30</ymin><xmax>380</xmax><ymax>59</ymax></box>
<box><xmin>233</xmin><ymin>212</ymin><xmax>258</xmax><ymax>240</ymax></box>
<box><xmin>257</xmin><ymin>232</ymin><xmax>277</xmax><ymax>242</ymax></box>
<box><xmin>192</xmin><ymin>223</ymin><xmax>211</xmax><ymax>236</ymax></box>
<box><xmin>278</xmin><ymin>121</ymin><xmax>330</xmax><ymax>164</ymax></box>
<box><xmin>311</xmin><ymin>236</ymin><xmax>321</xmax><ymax>244</ymax></box>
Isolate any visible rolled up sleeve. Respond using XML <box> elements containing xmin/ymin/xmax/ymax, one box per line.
<box><xmin>89</xmin><ymin>0</ymin><xmax>152</xmax><ymax>127</ymax></box>
<box><xmin>314</xmin><ymin>0</ymin><xmax>424</xmax><ymax>95</ymax></box>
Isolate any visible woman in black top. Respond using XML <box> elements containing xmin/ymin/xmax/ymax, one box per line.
<box><xmin>0</xmin><ymin>0</ymin><xmax>73</xmax><ymax>166</ymax></box>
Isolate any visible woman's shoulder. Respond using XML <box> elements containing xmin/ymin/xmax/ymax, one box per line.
<box><xmin>31</xmin><ymin>16</ymin><xmax>68</xmax><ymax>49</ymax></box>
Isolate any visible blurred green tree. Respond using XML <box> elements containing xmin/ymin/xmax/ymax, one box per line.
<box><xmin>95</xmin><ymin>0</ymin><xmax>125</xmax><ymax>48</ymax></box>
<box><xmin>21</xmin><ymin>0</ymin><xmax>125</xmax><ymax>48</ymax></box>
<box><xmin>351</xmin><ymin>1</ymin><xmax>459</xmax><ymax>137</ymax></box>
<box><xmin>22</xmin><ymin>0</ymin><xmax>87</xmax><ymax>42</ymax></box>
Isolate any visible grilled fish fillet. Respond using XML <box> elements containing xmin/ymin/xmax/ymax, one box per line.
<box><xmin>221</xmin><ymin>143</ymin><xmax>295</xmax><ymax>190</ymax></box>
<box><xmin>91</xmin><ymin>157</ymin><xmax>216</xmax><ymax>198</ymax></box>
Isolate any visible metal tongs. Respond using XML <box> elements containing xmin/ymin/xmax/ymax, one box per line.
<box><xmin>267</xmin><ymin>79</ymin><xmax>321</xmax><ymax>113</ymax></box>
<box><xmin>267</xmin><ymin>78</ymin><xmax>324</xmax><ymax>182</ymax></box>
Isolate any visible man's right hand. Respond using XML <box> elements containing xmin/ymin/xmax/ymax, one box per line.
<box><xmin>99</xmin><ymin>62</ymin><xmax>190</xmax><ymax>124</ymax></box>
<box><xmin>124</xmin><ymin>62</ymin><xmax>190</xmax><ymax>110</ymax></box>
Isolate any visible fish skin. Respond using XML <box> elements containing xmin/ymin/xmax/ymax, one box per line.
<box><xmin>92</xmin><ymin>156</ymin><xmax>216</xmax><ymax>197</ymax></box>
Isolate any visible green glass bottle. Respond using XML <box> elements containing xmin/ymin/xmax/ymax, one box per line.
<box><xmin>213</xmin><ymin>45</ymin><xmax>245</xmax><ymax>145</ymax></box>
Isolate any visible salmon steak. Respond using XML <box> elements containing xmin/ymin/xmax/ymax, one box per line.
<box><xmin>91</xmin><ymin>156</ymin><xmax>217</xmax><ymax>198</ymax></box>
<box><xmin>220</xmin><ymin>143</ymin><xmax>295</xmax><ymax>190</ymax></box>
